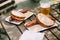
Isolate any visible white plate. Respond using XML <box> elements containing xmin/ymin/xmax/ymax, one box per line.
<box><xmin>5</xmin><ymin>11</ymin><xmax>34</xmax><ymax>25</ymax></box>
<box><xmin>19</xmin><ymin>30</ymin><xmax>45</xmax><ymax>40</ymax></box>
<box><xmin>27</xmin><ymin>23</ymin><xmax>58</xmax><ymax>32</ymax></box>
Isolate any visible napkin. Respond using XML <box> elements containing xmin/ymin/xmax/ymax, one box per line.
<box><xmin>19</xmin><ymin>30</ymin><xmax>45</xmax><ymax>40</ymax></box>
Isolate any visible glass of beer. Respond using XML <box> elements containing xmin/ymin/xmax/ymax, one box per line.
<box><xmin>40</xmin><ymin>2</ymin><xmax>51</xmax><ymax>16</ymax></box>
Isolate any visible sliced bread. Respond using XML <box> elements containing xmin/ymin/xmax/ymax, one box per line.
<box><xmin>36</xmin><ymin>13</ymin><xmax>54</xmax><ymax>27</ymax></box>
<box><xmin>10</xmin><ymin>10</ymin><xmax>25</xmax><ymax>21</ymax></box>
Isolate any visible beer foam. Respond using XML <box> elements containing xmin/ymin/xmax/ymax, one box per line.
<box><xmin>40</xmin><ymin>3</ymin><xmax>50</xmax><ymax>8</ymax></box>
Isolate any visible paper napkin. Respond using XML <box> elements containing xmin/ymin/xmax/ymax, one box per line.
<box><xmin>19</xmin><ymin>30</ymin><xmax>45</xmax><ymax>40</ymax></box>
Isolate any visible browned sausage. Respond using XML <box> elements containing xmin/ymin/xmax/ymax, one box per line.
<box><xmin>19</xmin><ymin>9</ymin><xmax>28</xmax><ymax>13</ymax></box>
<box><xmin>9</xmin><ymin>17</ymin><xmax>14</xmax><ymax>21</ymax></box>
<box><xmin>25</xmin><ymin>20</ymin><xmax>37</xmax><ymax>27</ymax></box>
<box><xmin>49</xmin><ymin>17</ymin><xmax>55</xmax><ymax>21</ymax></box>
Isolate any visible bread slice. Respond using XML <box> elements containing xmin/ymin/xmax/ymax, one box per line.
<box><xmin>11</xmin><ymin>10</ymin><xmax>25</xmax><ymax>18</ymax></box>
<box><xmin>10</xmin><ymin>10</ymin><xmax>25</xmax><ymax>21</ymax></box>
<box><xmin>36</xmin><ymin>13</ymin><xmax>54</xmax><ymax>27</ymax></box>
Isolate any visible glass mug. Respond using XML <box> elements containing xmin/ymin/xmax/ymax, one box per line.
<box><xmin>40</xmin><ymin>2</ymin><xmax>51</xmax><ymax>16</ymax></box>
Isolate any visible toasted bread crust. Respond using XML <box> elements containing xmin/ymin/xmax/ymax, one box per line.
<box><xmin>10</xmin><ymin>13</ymin><xmax>25</xmax><ymax>19</ymax></box>
<box><xmin>10</xmin><ymin>16</ymin><xmax>24</xmax><ymax>22</ymax></box>
<box><xmin>36</xmin><ymin>16</ymin><xmax>49</xmax><ymax>27</ymax></box>
<box><xmin>36</xmin><ymin>13</ymin><xmax>54</xmax><ymax>27</ymax></box>
<box><xmin>10</xmin><ymin>13</ymin><xmax>25</xmax><ymax>22</ymax></box>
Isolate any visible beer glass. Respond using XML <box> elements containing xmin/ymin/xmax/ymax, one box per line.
<box><xmin>40</xmin><ymin>2</ymin><xmax>51</xmax><ymax>16</ymax></box>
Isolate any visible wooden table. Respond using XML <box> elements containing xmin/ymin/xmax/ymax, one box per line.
<box><xmin>0</xmin><ymin>0</ymin><xmax>60</xmax><ymax>40</ymax></box>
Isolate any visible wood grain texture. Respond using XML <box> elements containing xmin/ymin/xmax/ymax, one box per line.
<box><xmin>0</xmin><ymin>0</ymin><xmax>60</xmax><ymax>40</ymax></box>
<box><xmin>0</xmin><ymin>22</ymin><xmax>2</xmax><ymax>28</ymax></box>
<box><xmin>1</xmin><ymin>14</ymin><xmax>21</xmax><ymax>40</ymax></box>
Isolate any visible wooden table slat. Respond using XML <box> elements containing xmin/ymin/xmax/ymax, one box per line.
<box><xmin>49</xmin><ymin>30</ymin><xmax>60</xmax><ymax>40</ymax></box>
<box><xmin>0</xmin><ymin>22</ymin><xmax>2</xmax><ymax>28</ymax></box>
<box><xmin>44</xmin><ymin>35</ymin><xmax>49</xmax><ymax>40</ymax></box>
<box><xmin>1</xmin><ymin>21</ymin><xmax>21</xmax><ymax>40</ymax></box>
<box><xmin>45</xmin><ymin>30</ymin><xmax>58</xmax><ymax>40</ymax></box>
<box><xmin>51</xmin><ymin>28</ymin><xmax>60</xmax><ymax>39</ymax></box>
<box><xmin>18</xmin><ymin>24</ymin><xmax>27</xmax><ymax>33</ymax></box>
